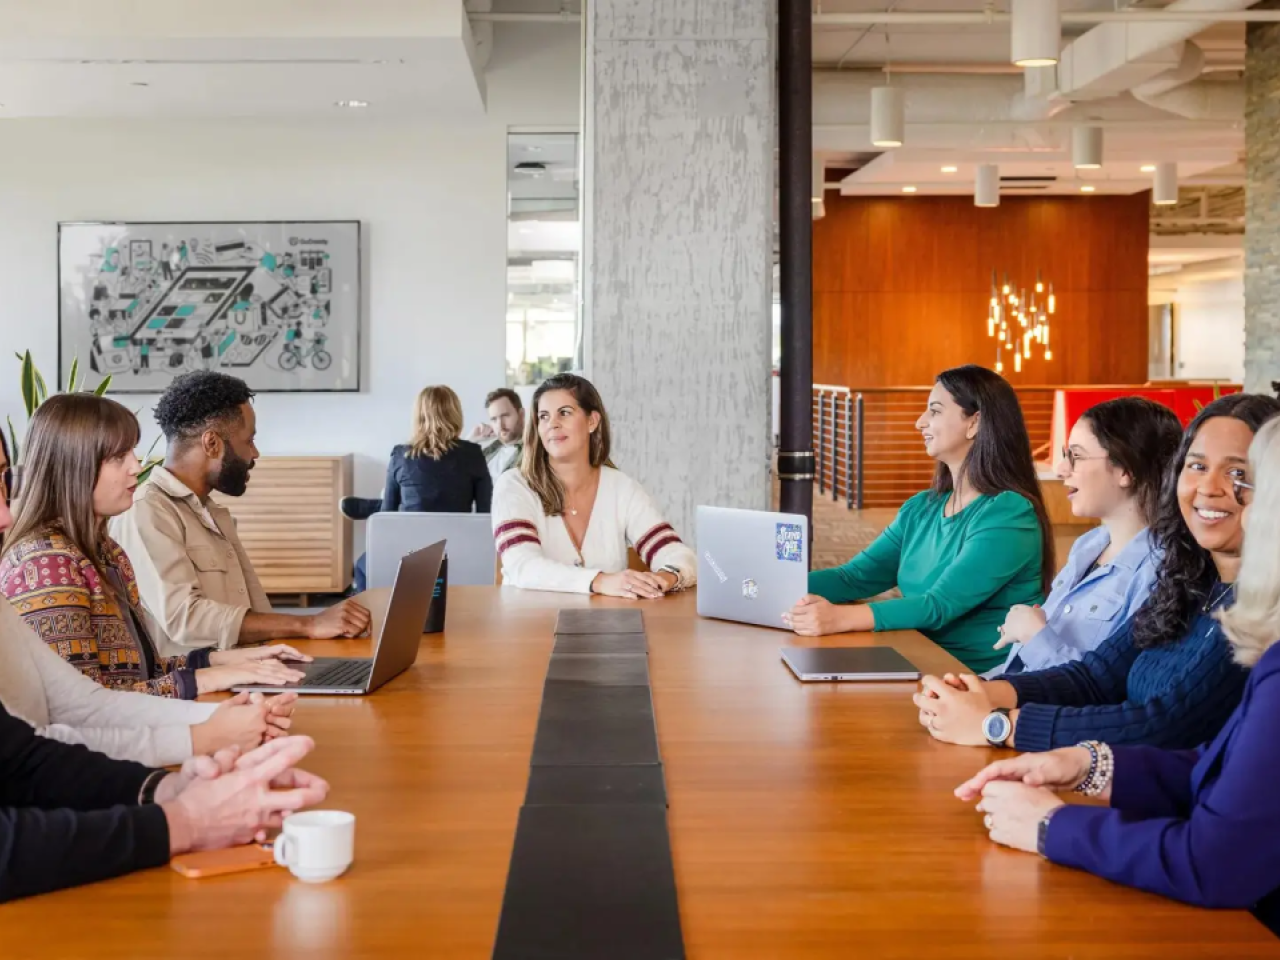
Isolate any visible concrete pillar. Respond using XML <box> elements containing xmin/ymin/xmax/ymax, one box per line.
<box><xmin>1244</xmin><ymin>0</ymin><xmax>1280</xmax><ymax>393</ymax></box>
<box><xmin>583</xmin><ymin>0</ymin><xmax>776</xmax><ymax>540</ymax></box>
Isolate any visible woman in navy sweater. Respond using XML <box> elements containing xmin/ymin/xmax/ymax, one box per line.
<box><xmin>915</xmin><ymin>393</ymin><xmax>1280</xmax><ymax>752</ymax></box>
<box><xmin>956</xmin><ymin>414</ymin><xmax>1280</xmax><ymax>935</ymax></box>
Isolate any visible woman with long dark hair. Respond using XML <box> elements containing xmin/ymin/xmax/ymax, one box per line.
<box><xmin>490</xmin><ymin>373</ymin><xmax>696</xmax><ymax>597</ymax></box>
<box><xmin>0</xmin><ymin>394</ymin><xmax>308</xmax><ymax>700</ymax></box>
<box><xmin>990</xmin><ymin>397</ymin><xmax>1183</xmax><ymax>675</ymax></box>
<box><xmin>789</xmin><ymin>365</ymin><xmax>1053</xmax><ymax>673</ymax></box>
<box><xmin>957</xmin><ymin>413</ymin><xmax>1280</xmax><ymax>935</ymax></box>
<box><xmin>918</xmin><ymin>392</ymin><xmax>1280</xmax><ymax>753</ymax></box>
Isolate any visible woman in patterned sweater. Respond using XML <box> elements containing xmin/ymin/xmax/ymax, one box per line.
<box><xmin>0</xmin><ymin>395</ymin><xmax>307</xmax><ymax>699</ymax></box>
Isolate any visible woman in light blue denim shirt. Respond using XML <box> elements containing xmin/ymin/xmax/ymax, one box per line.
<box><xmin>990</xmin><ymin>398</ymin><xmax>1183</xmax><ymax>676</ymax></box>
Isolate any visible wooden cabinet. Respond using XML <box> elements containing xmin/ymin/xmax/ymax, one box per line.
<box><xmin>210</xmin><ymin>455</ymin><xmax>352</xmax><ymax>597</ymax></box>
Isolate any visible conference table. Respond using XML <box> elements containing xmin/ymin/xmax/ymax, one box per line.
<box><xmin>4</xmin><ymin>588</ymin><xmax>1276</xmax><ymax>958</ymax></box>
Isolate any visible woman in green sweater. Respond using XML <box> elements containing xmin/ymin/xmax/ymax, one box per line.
<box><xmin>787</xmin><ymin>365</ymin><xmax>1054</xmax><ymax>673</ymax></box>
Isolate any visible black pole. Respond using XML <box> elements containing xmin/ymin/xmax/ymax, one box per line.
<box><xmin>777</xmin><ymin>0</ymin><xmax>814</xmax><ymax>529</ymax></box>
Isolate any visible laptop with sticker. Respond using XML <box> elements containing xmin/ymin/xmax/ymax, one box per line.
<box><xmin>696</xmin><ymin>506</ymin><xmax>809</xmax><ymax>630</ymax></box>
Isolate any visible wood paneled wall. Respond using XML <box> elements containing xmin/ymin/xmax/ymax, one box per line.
<box><xmin>813</xmin><ymin>194</ymin><xmax>1150</xmax><ymax>388</ymax></box>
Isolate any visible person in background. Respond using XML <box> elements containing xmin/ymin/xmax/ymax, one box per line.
<box><xmin>468</xmin><ymin>387</ymin><xmax>526</xmax><ymax>480</ymax></box>
<box><xmin>382</xmin><ymin>385</ymin><xmax>492</xmax><ymax>514</ymax></box>
<box><xmin>347</xmin><ymin>385</ymin><xmax>493</xmax><ymax>591</ymax></box>
<box><xmin>788</xmin><ymin>365</ymin><xmax>1053</xmax><ymax>674</ymax></box>
<box><xmin>491</xmin><ymin>373</ymin><xmax>696</xmax><ymax>597</ymax></box>
<box><xmin>958</xmin><ymin>413</ymin><xmax>1280</xmax><ymax>936</ymax></box>
<box><xmin>0</xmin><ymin>715</ymin><xmax>327</xmax><ymax>903</ymax></box>
<box><xmin>0</xmin><ymin>481</ymin><xmax>294</xmax><ymax>765</ymax></box>
<box><xmin>112</xmin><ymin>371</ymin><xmax>371</xmax><ymax>655</ymax></box>
<box><xmin>989</xmin><ymin>397</ymin><xmax>1182</xmax><ymax>676</ymax></box>
<box><xmin>0</xmin><ymin>395</ymin><xmax>310</xmax><ymax>700</ymax></box>
<box><xmin>917</xmin><ymin>393</ymin><xmax>1280</xmax><ymax>753</ymax></box>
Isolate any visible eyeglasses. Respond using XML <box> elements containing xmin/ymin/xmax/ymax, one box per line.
<box><xmin>1060</xmin><ymin>446</ymin><xmax>1108</xmax><ymax>471</ymax></box>
<box><xmin>1233</xmin><ymin>478</ymin><xmax>1254</xmax><ymax>506</ymax></box>
<box><xmin>0</xmin><ymin>466</ymin><xmax>10</xmax><ymax>504</ymax></box>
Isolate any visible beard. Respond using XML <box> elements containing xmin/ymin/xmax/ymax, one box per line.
<box><xmin>213</xmin><ymin>447</ymin><xmax>253</xmax><ymax>497</ymax></box>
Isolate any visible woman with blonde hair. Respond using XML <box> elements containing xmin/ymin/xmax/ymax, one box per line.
<box><xmin>490</xmin><ymin>373</ymin><xmax>696</xmax><ymax>597</ymax></box>
<box><xmin>956</xmin><ymin>412</ymin><xmax>1280</xmax><ymax>935</ymax></box>
<box><xmin>350</xmin><ymin>386</ymin><xmax>491</xmax><ymax>590</ymax></box>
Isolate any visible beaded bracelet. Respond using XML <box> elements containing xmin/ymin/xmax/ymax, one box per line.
<box><xmin>1074</xmin><ymin>740</ymin><xmax>1115</xmax><ymax>797</ymax></box>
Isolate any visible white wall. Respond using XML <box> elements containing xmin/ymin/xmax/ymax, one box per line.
<box><xmin>1174</xmin><ymin>278</ymin><xmax>1247</xmax><ymax>382</ymax></box>
<box><xmin>0</xmin><ymin>24</ymin><xmax>580</xmax><ymax>506</ymax></box>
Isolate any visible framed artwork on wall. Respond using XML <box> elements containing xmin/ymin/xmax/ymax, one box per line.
<box><xmin>58</xmin><ymin>220</ymin><xmax>361</xmax><ymax>393</ymax></box>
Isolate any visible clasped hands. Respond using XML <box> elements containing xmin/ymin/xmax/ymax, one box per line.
<box><xmin>158</xmin><ymin>735</ymin><xmax>329</xmax><ymax>855</ymax></box>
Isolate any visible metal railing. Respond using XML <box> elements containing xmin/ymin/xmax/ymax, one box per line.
<box><xmin>812</xmin><ymin>385</ymin><xmax>1056</xmax><ymax>510</ymax></box>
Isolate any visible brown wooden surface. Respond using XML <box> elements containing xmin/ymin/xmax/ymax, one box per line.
<box><xmin>210</xmin><ymin>455</ymin><xmax>353</xmax><ymax>595</ymax></box>
<box><xmin>4</xmin><ymin>588</ymin><xmax>1274</xmax><ymax>959</ymax></box>
<box><xmin>813</xmin><ymin>194</ymin><xmax>1150</xmax><ymax>389</ymax></box>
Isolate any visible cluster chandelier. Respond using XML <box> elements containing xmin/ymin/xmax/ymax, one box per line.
<box><xmin>988</xmin><ymin>270</ymin><xmax>1055</xmax><ymax>374</ymax></box>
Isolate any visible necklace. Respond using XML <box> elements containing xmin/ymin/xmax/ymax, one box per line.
<box><xmin>1203</xmin><ymin>582</ymin><xmax>1235</xmax><ymax>612</ymax></box>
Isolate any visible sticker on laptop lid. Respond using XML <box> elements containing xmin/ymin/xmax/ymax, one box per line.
<box><xmin>776</xmin><ymin>522</ymin><xmax>804</xmax><ymax>562</ymax></box>
<box><xmin>742</xmin><ymin>578</ymin><xmax>759</xmax><ymax>599</ymax></box>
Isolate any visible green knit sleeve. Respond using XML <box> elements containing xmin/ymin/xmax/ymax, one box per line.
<box><xmin>868</xmin><ymin>491</ymin><xmax>1041</xmax><ymax>633</ymax></box>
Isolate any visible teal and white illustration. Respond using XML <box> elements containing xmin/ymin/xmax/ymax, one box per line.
<box><xmin>59</xmin><ymin>221</ymin><xmax>360</xmax><ymax>393</ymax></box>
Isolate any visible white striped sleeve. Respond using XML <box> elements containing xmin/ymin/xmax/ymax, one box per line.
<box><xmin>492</xmin><ymin>474</ymin><xmax>598</xmax><ymax>594</ymax></box>
<box><xmin>622</xmin><ymin>477</ymin><xmax>698</xmax><ymax>589</ymax></box>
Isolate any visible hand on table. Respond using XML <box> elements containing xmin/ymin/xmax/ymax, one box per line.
<box><xmin>592</xmin><ymin>570</ymin><xmax>671</xmax><ymax>600</ymax></box>
<box><xmin>971</xmin><ymin>780</ymin><xmax>1066</xmax><ymax>854</ymax></box>
<box><xmin>913</xmin><ymin>673</ymin><xmax>996</xmax><ymax>746</ymax></box>
<box><xmin>196</xmin><ymin>660</ymin><xmax>308</xmax><ymax>695</ymax></box>
<box><xmin>159</xmin><ymin>736</ymin><xmax>329</xmax><ymax>854</ymax></box>
<box><xmin>994</xmin><ymin>605</ymin><xmax>1047</xmax><ymax>650</ymax></box>
<box><xmin>191</xmin><ymin>692</ymin><xmax>270</xmax><ymax>754</ymax></box>
<box><xmin>307</xmin><ymin>598</ymin><xmax>372</xmax><ymax>639</ymax></box>
<box><xmin>784</xmin><ymin>595</ymin><xmax>851</xmax><ymax>636</ymax></box>
<box><xmin>955</xmin><ymin>747</ymin><xmax>1093</xmax><ymax>801</ymax></box>
<box><xmin>251</xmin><ymin>692</ymin><xmax>298</xmax><ymax>739</ymax></box>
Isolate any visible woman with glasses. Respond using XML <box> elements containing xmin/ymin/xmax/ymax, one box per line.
<box><xmin>989</xmin><ymin>397</ymin><xmax>1182</xmax><ymax>676</ymax></box>
<box><xmin>957</xmin><ymin>414</ymin><xmax>1280</xmax><ymax>936</ymax></box>
<box><xmin>916</xmin><ymin>393</ymin><xmax>1280</xmax><ymax>753</ymax></box>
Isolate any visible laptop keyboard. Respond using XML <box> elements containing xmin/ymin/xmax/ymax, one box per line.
<box><xmin>307</xmin><ymin>659</ymin><xmax>372</xmax><ymax>688</ymax></box>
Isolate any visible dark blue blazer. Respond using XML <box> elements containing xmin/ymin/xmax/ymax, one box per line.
<box><xmin>1046</xmin><ymin>639</ymin><xmax>1280</xmax><ymax>935</ymax></box>
<box><xmin>381</xmin><ymin>441</ymin><xmax>492</xmax><ymax>515</ymax></box>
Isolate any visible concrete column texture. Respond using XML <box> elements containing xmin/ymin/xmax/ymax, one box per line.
<box><xmin>583</xmin><ymin>0</ymin><xmax>776</xmax><ymax>543</ymax></box>
<box><xmin>1245</xmin><ymin>0</ymin><xmax>1280</xmax><ymax>393</ymax></box>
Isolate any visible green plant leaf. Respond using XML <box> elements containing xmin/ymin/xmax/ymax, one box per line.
<box><xmin>68</xmin><ymin>357</ymin><xmax>80</xmax><ymax>393</ymax></box>
<box><xmin>137</xmin><ymin>456</ymin><xmax>164</xmax><ymax>485</ymax></box>
<box><xmin>19</xmin><ymin>352</ymin><xmax>37</xmax><ymax>418</ymax></box>
<box><xmin>6</xmin><ymin>415</ymin><xmax>19</xmax><ymax>466</ymax></box>
<box><xmin>93</xmin><ymin>375</ymin><xmax>113</xmax><ymax>396</ymax></box>
<box><xmin>34</xmin><ymin>368</ymin><xmax>48</xmax><ymax>405</ymax></box>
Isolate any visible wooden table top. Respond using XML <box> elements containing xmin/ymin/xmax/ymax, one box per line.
<box><xmin>3</xmin><ymin>588</ymin><xmax>1275</xmax><ymax>959</ymax></box>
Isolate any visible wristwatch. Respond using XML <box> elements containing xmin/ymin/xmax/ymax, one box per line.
<box><xmin>982</xmin><ymin>707</ymin><xmax>1013</xmax><ymax>747</ymax></box>
<box><xmin>1037</xmin><ymin>807</ymin><xmax>1063</xmax><ymax>857</ymax></box>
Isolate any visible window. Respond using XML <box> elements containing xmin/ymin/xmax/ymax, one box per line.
<box><xmin>506</xmin><ymin>132</ymin><xmax>580</xmax><ymax>386</ymax></box>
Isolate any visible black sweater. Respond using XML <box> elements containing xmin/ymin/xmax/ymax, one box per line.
<box><xmin>381</xmin><ymin>441</ymin><xmax>493</xmax><ymax>514</ymax></box>
<box><xmin>0</xmin><ymin>702</ymin><xmax>171</xmax><ymax>902</ymax></box>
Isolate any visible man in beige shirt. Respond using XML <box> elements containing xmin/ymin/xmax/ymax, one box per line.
<box><xmin>113</xmin><ymin>371</ymin><xmax>370</xmax><ymax>657</ymax></box>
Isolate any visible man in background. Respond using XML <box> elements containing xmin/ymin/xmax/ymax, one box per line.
<box><xmin>468</xmin><ymin>387</ymin><xmax>525</xmax><ymax>479</ymax></box>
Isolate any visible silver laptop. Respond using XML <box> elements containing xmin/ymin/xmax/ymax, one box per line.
<box><xmin>781</xmin><ymin>646</ymin><xmax>921</xmax><ymax>682</ymax></box>
<box><xmin>232</xmin><ymin>540</ymin><xmax>445</xmax><ymax>696</ymax></box>
<box><xmin>696</xmin><ymin>506</ymin><xmax>809</xmax><ymax>630</ymax></box>
<box><xmin>367</xmin><ymin>512</ymin><xmax>495</xmax><ymax>587</ymax></box>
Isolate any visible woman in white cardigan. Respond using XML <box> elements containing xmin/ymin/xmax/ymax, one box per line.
<box><xmin>492</xmin><ymin>374</ymin><xmax>696</xmax><ymax>598</ymax></box>
<box><xmin>0</xmin><ymin>482</ymin><xmax>294</xmax><ymax>766</ymax></box>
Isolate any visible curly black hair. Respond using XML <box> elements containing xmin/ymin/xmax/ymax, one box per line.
<box><xmin>154</xmin><ymin>370</ymin><xmax>256</xmax><ymax>445</ymax></box>
<box><xmin>1131</xmin><ymin>392</ymin><xmax>1280</xmax><ymax>649</ymax></box>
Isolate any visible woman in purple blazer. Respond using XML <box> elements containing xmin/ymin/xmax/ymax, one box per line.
<box><xmin>956</xmin><ymin>413</ymin><xmax>1280</xmax><ymax>937</ymax></box>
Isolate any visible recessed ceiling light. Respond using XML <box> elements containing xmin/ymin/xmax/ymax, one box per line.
<box><xmin>1080</xmin><ymin>184</ymin><xmax>1096</xmax><ymax>193</ymax></box>
<box><xmin>1140</xmin><ymin>164</ymin><xmax>1157</xmax><ymax>173</ymax></box>
<box><xmin>902</xmin><ymin>185</ymin><xmax>918</xmax><ymax>194</ymax></box>
<box><xmin>941</xmin><ymin>165</ymin><xmax>958</xmax><ymax>174</ymax></box>
<box><xmin>335</xmin><ymin>99</ymin><xmax>369</xmax><ymax>109</ymax></box>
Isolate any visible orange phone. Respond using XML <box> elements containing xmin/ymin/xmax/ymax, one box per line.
<box><xmin>171</xmin><ymin>844</ymin><xmax>278</xmax><ymax>879</ymax></box>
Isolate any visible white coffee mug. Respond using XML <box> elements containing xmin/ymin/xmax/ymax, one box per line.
<box><xmin>273</xmin><ymin>810</ymin><xmax>355</xmax><ymax>883</ymax></box>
